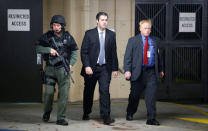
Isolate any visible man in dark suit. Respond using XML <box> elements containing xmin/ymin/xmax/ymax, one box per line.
<box><xmin>80</xmin><ymin>12</ymin><xmax>118</xmax><ymax>125</ymax></box>
<box><xmin>124</xmin><ymin>19</ymin><xmax>164</xmax><ymax>126</ymax></box>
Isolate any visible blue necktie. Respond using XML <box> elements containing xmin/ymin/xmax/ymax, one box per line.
<box><xmin>98</xmin><ymin>32</ymin><xmax>105</xmax><ymax>65</ymax></box>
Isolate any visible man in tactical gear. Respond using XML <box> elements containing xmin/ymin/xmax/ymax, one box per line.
<box><xmin>36</xmin><ymin>15</ymin><xmax>78</xmax><ymax>126</ymax></box>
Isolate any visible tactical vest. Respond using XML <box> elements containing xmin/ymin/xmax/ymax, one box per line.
<box><xmin>42</xmin><ymin>31</ymin><xmax>72</xmax><ymax>67</ymax></box>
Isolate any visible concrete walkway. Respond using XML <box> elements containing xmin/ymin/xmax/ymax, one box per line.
<box><xmin>0</xmin><ymin>99</ymin><xmax>208</xmax><ymax>131</ymax></box>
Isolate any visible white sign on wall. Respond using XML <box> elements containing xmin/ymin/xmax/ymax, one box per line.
<box><xmin>8</xmin><ymin>9</ymin><xmax>30</xmax><ymax>31</ymax></box>
<box><xmin>179</xmin><ymin>12</ymin><xmax>196</xmax><ymax>32</ymax></box>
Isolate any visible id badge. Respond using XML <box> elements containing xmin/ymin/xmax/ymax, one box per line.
<box><xmin>37</xmin><ymin>54</ymin><xmax>42</xmax><ymax>65</ymax></box>
<box><xmin>147</xmin><ymin>51</ymin><xmax>150</xmax><ymax>58</ymax></box>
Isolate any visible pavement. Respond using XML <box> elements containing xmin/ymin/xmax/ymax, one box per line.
<box><xmin>0</xmin><ymin>99</ymin><xmax>208</xmax><ymax>131</ymax></box>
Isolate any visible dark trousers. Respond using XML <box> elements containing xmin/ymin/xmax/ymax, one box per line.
<box><xmin>127</xmin><ymin>68</ymin><xmax>158</xmax><ymax>120</ymax></box>
<box><xmin>83</xmin><ymin>65</ymin><xmax>111</xmax><ymax>118</ymax></box>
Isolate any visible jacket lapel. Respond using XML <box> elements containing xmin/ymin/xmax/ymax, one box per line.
<box><xmin>135</xmin><ymin>34</ymin><xmax>143</xmax><ymax>62</ymax></box>
<box><xmin>94</xmin><ymin>28</ymin><xmax>100</xmax><ymax>47</ymax></box>
<box><xmin>92</xmin><ymin>28</ymin><xmax>100</xmax><ymax>57</ymax></box>
<box><xmin>151</xmin><ymin>36</ymin><xmax>158</xmax><ymax>53</ymax></box>
<box><xmin>104</xmin><ymin>29</ymin><xmax>110</xmax><ymax>51</ymax></box>
<box><xmin>135</xmin><ymin>34</ymin><xmax>142</xmax><ymax>49</ymax></box>
<box><xmin>151</xmin><ymin>36</ymin><xmax>159</xmax><ymax>67</ymax></box>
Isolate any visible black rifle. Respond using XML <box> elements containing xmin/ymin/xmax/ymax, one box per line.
<box><xmin>49</xmin><ymin>37</ymin><xmax>75</xmax><ymax>84</ymax></box>
<box><xmin>49</xmin><ymin>37</ymin><xmax>70</xmax><ymax>76</ymax></box>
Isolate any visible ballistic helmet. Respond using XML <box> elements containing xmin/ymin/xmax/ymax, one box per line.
<box><xmin>50</xmin><ymin>15</ymin><xmax>66</xmax><ymax>27</ymax></box>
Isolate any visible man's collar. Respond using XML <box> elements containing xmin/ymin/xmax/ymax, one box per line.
<box><xmin>141</xmin><ymin>34</ymin><xmax>150</xmax><ymax>40</ymax></box>
<box><xmin>97</xmin><ymin>27</ymin><xmax>106</xmax><ymax>34</ymax></box>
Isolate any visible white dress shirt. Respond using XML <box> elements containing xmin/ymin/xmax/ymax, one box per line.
<box><xmin>97</xmin><ymin>28</ymin><xmax>106</xmax><ymax>64</ymax></box>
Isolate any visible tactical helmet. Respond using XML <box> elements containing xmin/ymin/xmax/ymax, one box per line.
<box><xmin>50</xmin><ymin>15</ymin><xmax>66</xmax><ymax>27</ymax></box>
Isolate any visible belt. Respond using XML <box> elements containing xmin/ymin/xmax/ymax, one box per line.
<box><xmin>95</xmin><ymin>64</ymin><xmax>106</xmax><ymax>67</ymax></box>
<box><xmin>142</xmin><ymin>66</ymin><xmax>155</xmax><ymax>71</ymax></box>
<box><xmin>46</xmin><ymin>61</ymin><xmax>64</xmax><ymax>69</ymax></box>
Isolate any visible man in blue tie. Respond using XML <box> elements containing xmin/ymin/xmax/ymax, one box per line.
<box><xmin>80</xmin><ymin>12</ymin><xmax>118</xmax><ymax>125</ymax></box>
<box><xmin>124</xmin><ymin>19</ymin><xmax>164</xmax><ymax>125</ymax></box>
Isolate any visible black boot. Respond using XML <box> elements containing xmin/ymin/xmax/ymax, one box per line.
<box><xmin>56</xmin><ymin>119</ymin><xmax>68</xmax><ymax>126</ymax></box>
<box><xmin>42</xmin><ymin>109</ymin><xmax>52</xmax><ymax>122</ymax></box>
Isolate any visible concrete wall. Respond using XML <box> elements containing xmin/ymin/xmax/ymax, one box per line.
<box><xmin>42</xmin><ymin>0</ymin><xmax>135</xmax><ymax>102</ymax></box>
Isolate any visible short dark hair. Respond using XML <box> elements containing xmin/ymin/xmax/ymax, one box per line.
<box><xmin>96</xmin><ymin>12</ymin><xmax>108</xmax><ymax>20</ymax></box>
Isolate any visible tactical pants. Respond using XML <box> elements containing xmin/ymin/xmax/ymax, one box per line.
<box><xmin>44</xmin><ymin>66</ymin><xmax>70</xmax><ymax>120</ymax></box>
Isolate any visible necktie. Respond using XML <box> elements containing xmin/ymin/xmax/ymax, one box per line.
<box><xmin>98</xmin><ymin>32</ymin><xmax>105</xmax><ymax>65</ymax></box>
<box><xmin>143</xmin><ymin>37</ymin><xmax>149</xmax><ymax>65</ymax></box>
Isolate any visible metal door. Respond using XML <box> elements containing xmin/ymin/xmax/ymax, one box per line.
<box><xmin>135</xmin><ymin>0</ymin><xmax>208</xmax><ymax>100</ymax></box>
<box><xmin>0</xmin><ymin>0</ymin><xmax>43</xmax><ymax>102</ymax></box>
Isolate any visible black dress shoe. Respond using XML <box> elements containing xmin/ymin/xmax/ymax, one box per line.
<box><xmin>56</xmin><ymin>119</ymin><xmax>68</xmax><ymax>126</ymax></box>
<box><xmin>146</xmin><ymin>119</ymin><xmax>160</xmax><ymax>126</ymax></box>
<box><xmin>100</xmin><ymin>115</ymin><xmax>104</xmax><ymax>119</ymax></box>
<box><xmin>42</xmin><ymin>110</ymin><xmax>52</xmax><ymax>122</ymax></box>
<box><xmin>82</xmin><ymin>114</ymin><xmax>90</xmax><ymax>120</ymax></box>
<box><xmin>103</xmin><ymin>117</ymin><xmax>115</xmax><ymax>125</ymax></box>
<box><xmin>126</xmin><ymin>114</ymin><xmax>133</xmax><ymax>121</ymax></box>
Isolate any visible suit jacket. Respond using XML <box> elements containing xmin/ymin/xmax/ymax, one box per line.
<box><xmin>81</xmin><ymin>27</ymin><xmax>118</xmax><ymax>76</ymax></box>
<box><xmin>124</xmin><ymin>34</ymin><xmax>163</xmax><ymax>81</ymax></box>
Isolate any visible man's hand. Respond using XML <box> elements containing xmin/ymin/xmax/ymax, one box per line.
<box><xmin>112</xmin><ymin>71</ymin><xmax>118</xmax><ymax>78</ymax></box>
<box><xmin>50</xmin><ymin>48</ymin><xmax>59</xmax><ymax>56</ymax></box>
<box><xmin>69</xmin><ymin>65</ymin><xmax>72</xmax><ymax>71</ymax></box>
<box><xmin>159</xmin><ymin>72</ymin><xmax>164</xmax><ymax>78</ymax></box>
<box><xmin>85</xmin><ymin>67</ymin><xmax>93</xmax><ymax>75</ymax></box>
<box><xmin>125</xmin><ymin>71</ymin><xmax>131</xmax><ymax>80</ymax></box>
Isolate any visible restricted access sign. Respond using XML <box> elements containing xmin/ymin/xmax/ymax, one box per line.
<box><xmin>8</xmin><ymin>9</ymin><xmax>30</xmax><ymax>31</ymax></box>
<box><xmin>179</xmin><ymin>12</ymin><xmax>196</xmax><ymax>32</ymax></box>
